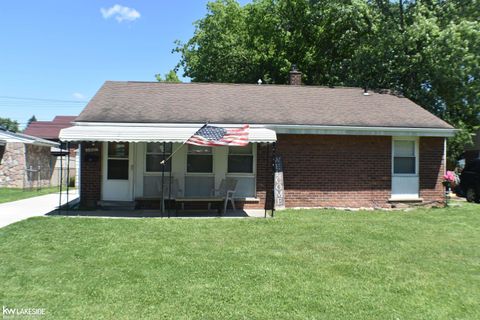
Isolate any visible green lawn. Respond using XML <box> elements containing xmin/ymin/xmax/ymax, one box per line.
<box><xmin>0</xmin><ymin>203</ymin><xmax>479</xmax><ymax>319</ymax></box>
<box><xmin>0</xmin><ymin>187</ymin><xmax>61</xmax><ymax>204</ymax></box>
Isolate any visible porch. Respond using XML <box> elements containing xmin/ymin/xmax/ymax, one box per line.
<box><xmin>61</xmin><ymin>123</ymin><xmax>277</xmax><ymax>212</ymax></box>
<box><xmin>102</xmin><ymin>141</ymin><xmax>266</xmax><ymax>213</ymax></box>
<box><xmin>53</xmin><ymin>208</ymin><xmax>267</xmax><ymax>218</ymax></box>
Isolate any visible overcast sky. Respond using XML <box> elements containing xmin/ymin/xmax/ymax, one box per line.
<box><xmin>0</xmin><ymin>1</ymin><xmax>251</xmax><ymax>127</ymax></box>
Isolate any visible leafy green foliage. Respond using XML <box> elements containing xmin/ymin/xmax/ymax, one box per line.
<box><xmin>447</xmin><ymin>121</ymin><xmax>476</xmax><ymax>168</ymax></box>
<box><xmin>155</xmin><ymin>69</ymin><xmax>181</xmax><ymax>82</ymax></box>
<box><xmin>175</xmin><ymin>0</ymin><xmax>480</xmax><ymax>159</ymax></box>
<box><xmin>0</xmin><ymin>117</ymin><xmax>20</xmax><ymax>132</ymax></box>
<box><xmin>27</xmin><ymin>115</ymin><xmax>37</xmax><ymax>126</ymax></box>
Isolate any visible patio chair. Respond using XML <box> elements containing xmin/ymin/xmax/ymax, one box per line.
<box><xmin>212</xmin><ymin>178</ymin><xmax>238</xmax><ymax>213</ymax></box>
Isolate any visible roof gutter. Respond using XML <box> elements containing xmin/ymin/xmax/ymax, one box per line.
<box><xmin>73</xmin><ymin>122</ymin><xmax>457</xmax><ymax>137</ymax></box>
<box><xmin>0</xmin><ymin>131</ymin><xmax>59</xmax><ymax>147</ymax></box>
<box><xmin>269</xmin><ymin>124</ymin><xmax>457</xmax><ymax>137</ymax></box>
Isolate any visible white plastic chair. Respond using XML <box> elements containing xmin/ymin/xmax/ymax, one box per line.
<box><xmin>212</xmin><ymin>179</ymin><xmax>238</xmax><ymax>214</ymax></box>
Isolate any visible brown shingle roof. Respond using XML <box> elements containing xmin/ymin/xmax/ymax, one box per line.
<box><xmin>24</xmin><ymin>116</ymin><xmax>77</xmax><ymax>140</ymax></box>
<box><xmin>75</xmin><ymin>81</ymin><xmax>453</xmax><ymax>129</ymax></box>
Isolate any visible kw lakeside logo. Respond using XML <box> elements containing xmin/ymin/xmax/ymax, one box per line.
<box><xmin>2</xmin><ymin>306</ymin><xmax>46</xmax><ymax>318</ymax></box>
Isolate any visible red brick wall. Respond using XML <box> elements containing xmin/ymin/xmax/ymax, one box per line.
<box><xmin>247</xmin><ymin>135</ymin><xmax>445</xmax><ymax>209</ymax></box>
<box><xmin>79</xmin><ymin>135</ymin><xmax>446</xmax><ymax>209</ymax></box>
<box><xmin>419</xmin><ymin>137</ymin><xmax>445</xmax><ymax>204</ymax></box>
<box><xmin>277</xmin><ymin>134</ymin><xmax>391</xmax><ymax>208</ymax></box>
<box><xmin>80</xmin><ymin>142</ymin><xmax>102</xmax><ymax>208</ymax></box>
<box><xmin>243</xmin><ymin>143</ymin><xmax>274</xmax><ymax>209</ymax></box>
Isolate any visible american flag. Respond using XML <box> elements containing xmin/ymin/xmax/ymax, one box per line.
<box><xmin>186</xmin><ymin>124</ymin><xmax>249</xmax><ymax>146</ymax></box>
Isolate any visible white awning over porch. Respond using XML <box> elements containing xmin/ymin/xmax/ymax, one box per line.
<box><xmin>59</xmin><ymin>123</ymin><xmax>277</xmax><ymax>143</ymax></box>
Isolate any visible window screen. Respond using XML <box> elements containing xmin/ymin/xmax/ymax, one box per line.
<box><xmin>228</xmin><ymin>145</ymin><xmax>253</xmax><ymax>173</ymax></box>
<box><xmin>393</xmin><ymin>140</ymin><xmax>416</xmax><ymax>174</ymax></box>
<box><xmin>187</xmin><ymin>145</ymin><xmax>213</xmax><ymax>173</ymax></box>
<box><xmin>146</xmin><ymin>143</ymin><xmax>172</xmax><ymax>172</ymax></box>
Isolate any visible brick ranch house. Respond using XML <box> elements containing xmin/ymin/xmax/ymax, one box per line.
<box><xmin>59</xmin><ymin>73</ymin><xmax>455</xmax><ymax>210</ymax></box>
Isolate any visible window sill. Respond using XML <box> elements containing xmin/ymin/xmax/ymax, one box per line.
<box><xmin>234</xmin><ymin>197</ymin><xmax>260</xmax><ymax>202</ymax></box>
<box><xmin>144</xmin><ymin>172</ymin><xmax>172</xmax><ymax>176</ymax></box>
<box><xmin>388</xmin><ymin>197</ymin><xmax>423</xmax><ymax>203</ymax></box>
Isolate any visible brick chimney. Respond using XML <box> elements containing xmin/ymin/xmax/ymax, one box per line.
<box><xmin>289</xmin><ymin>64</ymin><xmax>302</xmax><ymax>85</ymax></box>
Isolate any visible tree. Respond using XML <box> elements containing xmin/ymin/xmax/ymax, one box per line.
<box><xmin>155</xmin><ymin>70</ymin><xmax>181</xmax><ymax>82</ymax></box>
<box><xmin>0</xmin><ymin>117</ymin><xmax>20</xmax><ymax>132</ymax></box>
<box><xmin>175</xmin><ymin>0</ymin><xmax>480</xmax><ymax>164</ymax></box>
<box><xmin>27</xmin><ymin>115</ymin><xmax>37</xmax><ymax>126</ymax></box>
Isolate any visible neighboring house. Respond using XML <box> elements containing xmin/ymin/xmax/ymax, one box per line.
<box><xmin>60</xmin><ymin>69</ymin><xmax>455</xmax><ymax>209</ymax></box>
<box><xmin>24</xmin><ymin>115</ymin><xmax>77</xmax><ymax>142</ymax></box>
<box><xmin>24</xmin><ymin>115</ymin><xmax>78</xmax><ymax>188</ymax></box>
<box><xmin>0</xmin><ymin>127</ymin><xmax>59</xmax><ymax>188</ymax></box>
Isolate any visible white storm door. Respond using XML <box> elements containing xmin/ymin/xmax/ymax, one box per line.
<box><xmin>102</xmin><ymin>142</ymin><xmax>133</xmax><ymax>201</ymax></box>
<box><xmin>391</xmin><ymin>138</ymin><xmax>419</xmax><ymax>199</ymax></box>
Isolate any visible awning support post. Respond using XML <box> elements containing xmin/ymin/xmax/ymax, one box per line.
<box><xmin>58</xmin><ymin>142</ymin><xmax>63</xmax><ymax>214</ymax></box>
<box><xmin>168</xmin><ymin>142</ymin><xmax>172</xmax><ymax>218</ymax></box>
<box><xmin>161</xmin><ymin>142</ymin><xmax>166</xmax><ymax>216</ymax></box>
<box><xmin>66</xmin><ymin>142</ymin><xmax>70</xmax><ymax>214</ymax></box>
<box><xmin>264</xmin><ymin>143</ymin><xmax>269</xmax><ymax>218</ymax></box>
<box><xmin>271</xmin><ymin>142</ymin><xmax>276</xmax><ymax>218</ymax></box>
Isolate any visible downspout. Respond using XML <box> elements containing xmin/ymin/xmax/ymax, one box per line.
<box><xmin>444</xmin><ymin>137</ymin><xmax>447</xmax><ymax>174</ymax></box>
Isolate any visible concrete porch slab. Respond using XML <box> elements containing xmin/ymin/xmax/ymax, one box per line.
<box><xmin>50</xmin><ymin>208</ymin><xmax>270</xmax><ymax>219</ymax></box>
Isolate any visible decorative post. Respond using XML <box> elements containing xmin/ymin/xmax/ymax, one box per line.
<box><xmin>273</xmin><ymin>155</ymin><xmax>285</xmax><ymax>210</ymax></box>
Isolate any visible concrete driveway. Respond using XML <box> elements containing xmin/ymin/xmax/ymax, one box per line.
<box><xmin>0</xmin><ymin>191</ymin><xmax>78</xmax><ymax>228</ymax></box>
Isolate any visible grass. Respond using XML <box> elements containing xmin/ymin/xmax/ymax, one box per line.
<box><xmin>0</xmin><ymin>187</ymin><xmax>61</xmax><ymax>204</ymax></box>
<box><xmin>0</xmin><ymin>202</ymin><xmax>479</xmax><ymax>319</ymax></box>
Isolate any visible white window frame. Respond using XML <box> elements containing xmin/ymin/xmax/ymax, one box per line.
<box><xmin>227</xmin><ymin>144</ymin><xmax>255</xmax><ymax>174</ymax></box>
<box><xmin>144</xmin><ymin>142</ymin><xmax>172</xmax><ymax>176</ymax></box>
<box><xmin>226</xmin><ymin>144</ymin><xmax>257</xmax><ymax>198</ymax></box>
<box><xmin>106</xmin><ymin>142</ymin><xmax>130</xmax><ymax>180</ymax></box>
<box><xmin>185</xmin><ymin>145</ymin><xmax>214</xmax><ymax>176</ymax></box>
<box><xmin>392</xmin><ymin>137</ymin><xmax>419</xmax><ymax>177</ymax></box>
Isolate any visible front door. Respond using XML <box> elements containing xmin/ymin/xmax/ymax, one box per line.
<box><xmin>391</xmin><ymin>138</ymin><xmax>419</xmax><ymax>199</ymax></box>
<box><xmin>102</xmin><ymin>142</ymin><xmax>133</xmax><ymax>201</ymax></box>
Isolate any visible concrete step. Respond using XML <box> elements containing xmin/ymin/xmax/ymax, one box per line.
<box><xmin>98</xmin><ymin>201</ymin><xmax>136</xmax><ymax>211</ymax></box>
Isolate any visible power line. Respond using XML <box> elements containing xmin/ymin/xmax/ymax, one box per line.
<box><xmin>0</xmin><ymin>95</ymin><xmax>87</xmax><ymax>103</ymax></box>
<box><xmin>0</xmin><ymin>105</ymin><xmax>83</xmax><ymax>109</ymax></box>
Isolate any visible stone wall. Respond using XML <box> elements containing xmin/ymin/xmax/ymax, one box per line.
<box><xmin>0</xmin><ymin>142</ymin><xmax>26</xmax><ymax>188</ymax></box>
<box><xmin>24</xmin><ymin>144</ymin><xmax>54</xmax><ymax>188</ymax></box>
<box><xmin>0</xmin><ymin>142</ymin><xmax>54</xmax><ymax>188</ymax></box>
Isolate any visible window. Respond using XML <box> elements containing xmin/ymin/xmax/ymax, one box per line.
<box><xmin>187</xmin><ymin>145</ymin><xmax>212</xmax><ymax>173</ymax></box>
<box><xmin>228</xmin><ymin>145</ymin><xmax>253</xmax><ymax>173</ymax></box>
<box><xmin>0</xmin><ymin>144</ymin><xmax>5</xmax><ymax>162</ymax></box>
<box><xmin>107</xmin><ymin>142</ymin><xmax>129</xmax><ymax>180</ymax></box>
<box><xmin>146</xmin><ymin>143</ymin><xmax>172</xmax><ymax>172</ymax></box>
<box><xmin>393</xmin><ymin>140</ymin><xmax>416</xmax><ymax>174</ymax></box>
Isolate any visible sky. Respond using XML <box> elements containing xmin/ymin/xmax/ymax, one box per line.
<box><xmin>0</xmin><ymin>1</ymin><xmax>251</xmax><ymax>128</ymax></box>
